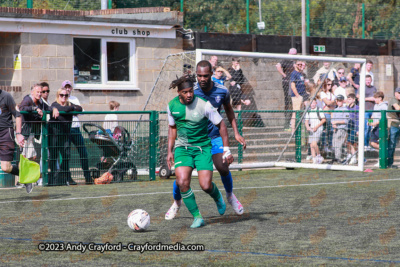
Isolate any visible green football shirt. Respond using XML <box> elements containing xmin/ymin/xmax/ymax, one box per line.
<box><xmin>167</xmin><ymin>95</ymin><xmax>222</xmax><ymax>147</ymax></box>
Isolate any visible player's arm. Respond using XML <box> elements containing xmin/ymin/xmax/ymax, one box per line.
<box><xmin>223</xmin><ymin>97</ymin><xmax>247</xmax><ymax>149</ymax></box>
<box><xmin>167</xmin><ymin>106</ymin><xmax>176</xmax><ymax>169</ymax></box>
<box><xmin>167</xmin><ymin>125</ymin><xmax>177</xmax><ymax>169</ymax></box>
<box><xmin>205</xmin><ymin>102</ymin><xmax>233</xmax><ymax>164</ymax></box>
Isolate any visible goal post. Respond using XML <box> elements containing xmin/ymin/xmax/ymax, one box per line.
<box><xmin>146</xmin><ymin>49</ymin><xmax>366</xmax><ymax>171</ymax></box>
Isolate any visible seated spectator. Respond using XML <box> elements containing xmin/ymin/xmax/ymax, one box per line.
<box><xmin>305</xmin><ymin>98</ymin><xmax>326</xmax><ymax>164</ymax></box>
<box><xmin>48</xmin><ymin>88</ymin><xmax>83</xmax><ymax>186</ymax></box>
<box><xmin>369</xmin><ymin>91</ymin><xmax>388</xmax><ymax>167</ymax></box>
<box><xmin>103</xmin><ymin>101</ymin><xmax>120</xmax><ymax>136</ymax></box>
<box><xmin>212</xmin><ymin>66</ymin><xmax>231</xmax><ymax>86</ymax></box>
<box><xmin>331</xmin><ymin>95</ymin><xmax>349</xmax><ymax>163</ymax></box>
<box><xmin>344</xmin><ymin>94</ymin><xmax>359</xmax><ymax>164</ymax></box>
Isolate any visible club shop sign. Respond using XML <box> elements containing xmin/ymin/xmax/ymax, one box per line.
<box><xmin>0</xmin><ymin>18</ymin><xmax>176</xmax><ymax>39</ymax></box>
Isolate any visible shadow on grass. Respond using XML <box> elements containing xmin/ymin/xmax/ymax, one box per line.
<box><xmin>206</xmin><ymin>211</ymin><xmax>281</xmax><ymax>225</ymax></box>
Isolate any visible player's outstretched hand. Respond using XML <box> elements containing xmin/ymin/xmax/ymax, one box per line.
<box><xmin>167</xmin><ymin>152</ymin><xmax>174</xmax><ymax>169</ymax></box>
<box><xmin>235</xmin><ymin>134</ymin><xmax>247</xmax><ymax>150</ymax></box>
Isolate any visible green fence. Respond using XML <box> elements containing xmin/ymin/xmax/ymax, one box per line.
<box><xmin>19</xmin><ymin>110</ymin><xmax>157</xmax><ymax>187</ymax></box>
<box><xmin>2</xmin><ymin>0</ymin><xmax>400</xmax><ymax>39</ymax></box>
<box><xmin>9</xmin><ymin>109</ymin><xmax>399</xmax><ymax>188</ymax></box>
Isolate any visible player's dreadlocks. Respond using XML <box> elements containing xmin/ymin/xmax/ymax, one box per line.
<box><xmin>169</xmin><ymin>73</ymin><xmax>197</xmax><ymax>91</ymax></box>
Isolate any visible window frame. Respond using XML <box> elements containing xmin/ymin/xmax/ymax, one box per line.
<box><xmin>73</xmin><ymin>36</ymin><xmax>138</xmax><ymax>91</ymax></box>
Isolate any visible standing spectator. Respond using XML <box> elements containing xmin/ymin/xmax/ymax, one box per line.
<box><xmin>209</xmin><ymin>55</ymin><xmax>218</xmax><ymax>73</ymax></box>
<box><xmin>290</xmin><ymin>60</ymin><xmax>309</xmax><ymax>133</ymax></box>
<box><xmin>103</xmin><ymin>101</ymin><xmax>120</xmax><ymax>136</ymax></box>
<box><xmin>276</xmin><ymin>48</ymin><xmax>296</xmax><ymax>129</ymax></box>
<box><xmin>334</xmin><ymin>77</ymin><xmax>348</xmax><ymax>100</ymax></box>
<box><xmin>360</xmin><ymin>75</ymin><xmax>377</xmax><ymax>151</ymax></box>
<box><xmin>305</xmin><ymin>98</ymin><xmax>326</xmax><ymax>164</ymax></box>
<box><xmin>387</xmin><ymin>88</ymin><xmax>400</xmax><ymax>169</ymax></box>
<box><xmin>331</xmin><ymin>95</ymin><xmax>349</xmax><ymax>163</ymax></box>
<box><xmin>62</xmin><ymin>80</ymin><xmax>91</xmax><ymax>184</ymax></box>
<box><xmin>228</xmin><ymin>58</ymin><xmax>249</xmax><ymax>110</ymax></box>
<box><xmin>345</xmin><ymin>94</ymin><xmax>359</xmax><ymax>165</ymax></box>
<box><xmin>48</xmin><ymin>88</ymin><xmax>83</xmax><ymax>185</ymax></box>
<box><xmin>333</xmin><ymin>68</ymin><xmax>347</xmax><ymax>89</ymax></box>
<box><xmin>19</xmin><ymin>83</ymin><xmax>44</xmax><ymax>162</ymax></box>
<box><xmin>40</xmin><ymin>82</ymin><xmax>50</xmax><ymax>105</ymax></box>
<box><xmin>366</xmin><ymin>60</ymin><xmax>374</xmax><ymax>85</ymax></box>
<box><xmin>212</xmin><ymin>66</ymin><xmax>231</xmax><ymax>86</ymax></box>
<box><xmin>312</xmin><ymin>62</ymin><xmax>339</xmax><ymax>85</ymax></box>
<box><xmin>0</xmin><ymin>89</ymin><xmax>27</xmax><ymax>192</ymax></box>
<box><xmin>347</xmin><ymin>63</ymin><xmax>361</xmax><ymax>94</ymax></box>
<box><xmin>319</xmin><ymin>79</ymin><xmax>336</xmax><ymax>154</ymax></box>
<box><xmin>369</xmin><ymin>91</ymin><xmax>387</xmax><ymax>167</ymax></box>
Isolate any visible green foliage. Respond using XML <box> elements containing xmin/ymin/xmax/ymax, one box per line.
<box><xmin>2</xmin><ymin>0</ymin><xmax>400</xmax><ymax>39</ymax></box>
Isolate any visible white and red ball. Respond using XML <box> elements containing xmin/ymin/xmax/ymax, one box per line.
<box><xmin>127</xmin><ymin>209</ymin><xmax>150</xmax><ymax>231</ymax></box>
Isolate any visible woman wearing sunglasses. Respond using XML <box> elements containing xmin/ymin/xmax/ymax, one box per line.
<box><xmin>48</xmin><ymin>88</ymin><xmax>82</xmax><ymax>186</ymax></box>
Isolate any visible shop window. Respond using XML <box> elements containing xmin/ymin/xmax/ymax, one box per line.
<box><xmin>73</xmin><ymin>37</ymin><xmax>136</xmax><ymax>90</ymax></box>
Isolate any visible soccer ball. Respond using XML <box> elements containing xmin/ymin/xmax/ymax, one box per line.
<box><xmin>127</xmin><ymin>209</ymin><xmax>150</xmax><ymax>231</ymax></box>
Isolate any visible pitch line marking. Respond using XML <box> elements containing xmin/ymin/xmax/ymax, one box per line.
<box><xmin>0</xmin><ymin>177</ymin><xmax>399</xmax><ymax>205</ymax></box>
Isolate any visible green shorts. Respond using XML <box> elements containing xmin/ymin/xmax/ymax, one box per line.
<box><xmin>174</xmin><ymin>145</ymin><xmax>213</xmax><ymax>171</ymax></box>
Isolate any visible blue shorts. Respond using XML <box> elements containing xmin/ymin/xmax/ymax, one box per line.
<box><xmin>211</xmin><ymin>136</ymin><xmax>224</xmax><ymax>155</ymax></box>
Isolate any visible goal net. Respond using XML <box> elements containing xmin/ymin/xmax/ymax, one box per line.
<box><xmin>145</xmin><ymin>50</ymin><xmax>366</xmax><ymax>171</ymax></box>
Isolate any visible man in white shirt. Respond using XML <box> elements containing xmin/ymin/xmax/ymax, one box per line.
<box><xmin>366</xmin><ymin>60</ymin><xmax>374</xmax><ymax>85</ymax></box>
<box><xmin>62</xmin><ymin>80</ymin><xmax>91</xmax><ymax>184</ymax></box>
<box><xmin>334</xmin><ymin>77</ymin><xmax>347</xmax><ymax>100</ymax></box>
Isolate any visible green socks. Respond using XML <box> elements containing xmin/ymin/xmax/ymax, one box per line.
<box><xmin>181</xmin><ymin>188</ymin><xmax>202</xmax><ymax>219</ymax></box>
<box><xmin>207</xmin><ymin>182</ymin><xmax>222</xmax><ymax>201</ymax></box>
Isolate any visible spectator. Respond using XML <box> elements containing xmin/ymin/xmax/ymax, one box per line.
<box><xmin>212</xmin><ymin>66</ymin><xmax>231</xmax><ymax>86</ymax></box>
<box><xmin>290</xmin><ymin>60</ymin><xmax>309</xmax><ymax>133</ymax></box>
<box><xmin>387</xmin><ymin>87</ymin><xmax>400</xmax><ymax>169</ymax></box>
<box><xmin>103</xmin><ymin>101</ymin><xmax>120</xmax><ymax>136</ymax></box>
<box><xmin>48</xmin><ymin>88</ymin><xmax>82</xmax><ymax>186</ymax></box>
<box><xmin>334</xmin><ymin>77</ymin><xmax>348</xmax><ymax>101</ymax></box>
<box><xmin>331</xmin><ymin>95</ymin><xmax>349</xmax><ymax>163</ymax></box>
<box><xmin>369</xmin><ymin>91</ymin><xmax>388</xmax><ymax>167</ymax></box>
<box><xmin>312</xmin><ymin>62</ymin><xmax>338</xmax><ymax>84</ymax></box>
<box><xmin>276</xmin><ymin>48</ymin><xmax>296</xmax><ymax>129</ymax></box>
<box><xmin>209</xmin><ymin>55</ymin><xmax>218</xmax><ymax>73</ymax></box>
<box><xmin>62</xmin><ymin>80</ymin><xmax>91</xmax><ymax>184</ymax></box>
<box><xmin>366</xmin><ymin>60</ymin><xmax>374</xmax><ymax>85</ymax></box>
<box><xmin>40</xmin><ymin>82</ymin><xmax>50</xmax><ymax>105</ymax></box>
<box><xmin>320</xmin><ymin>79</ymin><xmax>336</xmax><ymax>154</ymax></box>
<box><xmin>228</xmin><ymin>58</ymin><xmax>250</xmax><ymax>110</ymax></box>
<box><xmin>333</xmin><ymin>67</ymin><xmax>347</xmax><ymax>89</ymax></box>
<box><xmin>19</xmin><ymin>83</ymin><xmax>44</xmax><ymax>162</ymax></box>
<box><xmin>305</xmin><ymin>98</ymin><xmax>326</xmax><ymax>164</ymax></box>
<box><xmin>347</xmin><ymin>63</ymin><xmax>361</xmax><ymax>94</ymax></box>
<box><xmin>345</xmin><ymin>93</ymin><xmax>359</xmax><ymax>165</ymax></box>
<box><xmin>360</xmin><ymin>75</ymin><xmax>377</xmax><ymax>151</ymax></box>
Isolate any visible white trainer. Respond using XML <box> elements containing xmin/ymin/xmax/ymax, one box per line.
<box><xmin>228</xmin><ymin>194</ymin><xmax>244</xmax><ymax>215</ymax></box>
<box><xmin>306</xmin><ymin>155</ymin><xmax>313</xmax><ymax>161</ymax></box>
<box><xmin>165</xmin><ymin>200</ymin><xmax>181</xmax><ymax>220</ymax></box>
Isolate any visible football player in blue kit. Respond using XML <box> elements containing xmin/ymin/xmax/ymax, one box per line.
<box><xmin>165</xmin><ymin>60</ymin><xmax>247</xmax><ymax>220</ymax></box>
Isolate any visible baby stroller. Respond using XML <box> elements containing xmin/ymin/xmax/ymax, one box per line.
<box><xmin>83</xmin><ymin>123</ymin><xmax>137</xmax><ymax>182</ymax></box>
